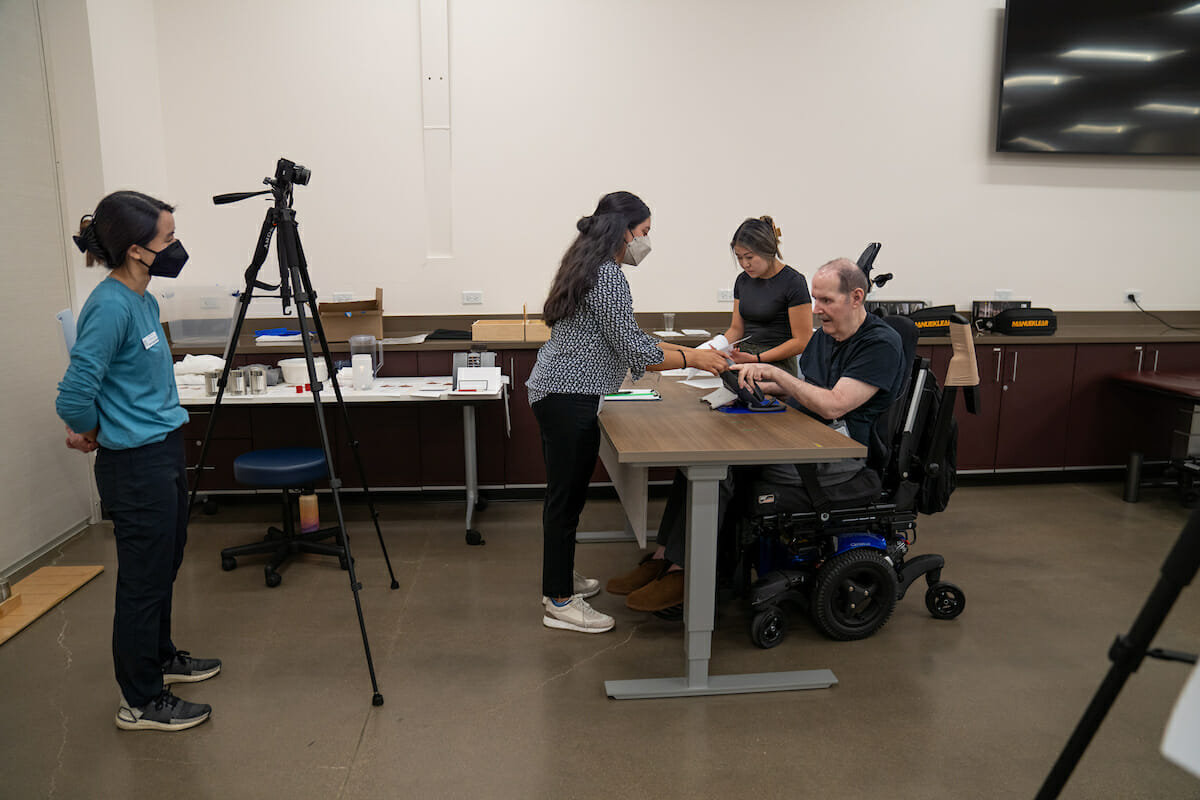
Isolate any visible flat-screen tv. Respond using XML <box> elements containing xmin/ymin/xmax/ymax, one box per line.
<box><xmin>996</xmin><ymin>0</ymin><xmax>1200</xmax><ymax>155</ymax></box>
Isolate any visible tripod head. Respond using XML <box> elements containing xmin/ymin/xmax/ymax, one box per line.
<box><xmin>213</xmin><ymin>157</ymin><xmax>312</xmax><ymax>314</ymax></box>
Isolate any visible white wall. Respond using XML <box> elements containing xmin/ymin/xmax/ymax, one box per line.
<box><xmin>49</xmin><ymin>0</ymin><xmax>1200</xmax><ymax>320</ymax></box>
<box><xmin>1</xmin><ymin>0</ymin><xmax>94</xmax><ymax>573</ymax></box>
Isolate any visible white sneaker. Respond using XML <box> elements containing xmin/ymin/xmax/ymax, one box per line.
<box><xmin>542</xmin><ymin>595</ymin><xmax>614</xmax><ymax>634</ymax></box>
<box><xmin>540</xmin><ymin>571</ymin><xmax>600</xmax><ymax>603</ymax></box>
<box><xmin>572</xmin><ymin>570</ymin><xmax>600</xmax><ymax>599</ymax></box>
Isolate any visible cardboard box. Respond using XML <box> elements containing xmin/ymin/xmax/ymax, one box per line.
<box><xmin>472</xmin><ymin>319</ymin><xmax>525</xmax><ymax>342</ymax></box>
<box><xmin>318</xmin><ymin>288</ymin><xmax>383</xmax><ymax>342</ymax></box>
<box><xmin>525</xmin><ymin>320</ymin><xmax>550</xmax><ymax>342</ymax></box>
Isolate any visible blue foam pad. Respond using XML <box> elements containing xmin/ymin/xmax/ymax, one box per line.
<box><xmin>233</xmin><ymin>448</ymin><xmax>329</xmax><ymax>487</ymax></box>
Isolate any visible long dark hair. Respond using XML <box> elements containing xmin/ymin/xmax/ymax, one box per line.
<box><xmin>73</xmin><ymin>190</ymin><xmax>174</xmax><ymax>268</ymax></box>
<box><xmin>730</xmin><ymin>216</ymin><xmax>782</xmax><ymax>260</ymax></box>
<box><xmin>543</xmin><ymin>191</ymin><xmax>650</xmax><ymax>325</ymax></box>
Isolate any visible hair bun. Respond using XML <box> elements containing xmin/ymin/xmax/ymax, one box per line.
<box><xmin>759</xmin><ymin>215</ymin><xmax>781</xmax><ymax>240</ymax></box>
<box><xmin>73</xmin><ymin>215</ymin><xmax>111</xmax><ymax>265</ymax></box>
<box><xmin>576</xmin><ymin>215</ymin><xmax>594</xmax><ymax>234</ymax></box>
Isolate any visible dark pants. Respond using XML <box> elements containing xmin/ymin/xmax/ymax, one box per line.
<box><xmin>532</xmin><ymin>393</ymin><xmax>600</xmax><ymax>598</ymax></box>
<box><xmin>94</xmin><ymin>428</ymin><xmax>188</xmax><ymax>706</ymax></box>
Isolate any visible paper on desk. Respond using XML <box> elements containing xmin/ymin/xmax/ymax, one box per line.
<box><xmin>654</xmin><ymin>330</ymin><xmax>683</xmax><ymax>337</ymax></box>
<box><xmin>682</xmin><ymin>328</ymin><xmax>710</xmax><ymax>336</ymax></box>
<box><xmin>681</xmin><ymin>376</ymin><xmax>723</xmax><ymax>390</ymax></box>
<box><xmin>1163</xmin><ymin>662</ymin><xmax>1200</xmax><ymax>778</ymax></box>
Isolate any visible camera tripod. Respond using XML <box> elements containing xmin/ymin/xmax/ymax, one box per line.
<box><xmin>188</xmin><ymin>158</ymin><xmax>397</xmax><ymax>706</ymax></box>
<box><xmin>1037</xmin><ymin>508</ymin><xmax>1199</xmax><ymax>798</ymax></box>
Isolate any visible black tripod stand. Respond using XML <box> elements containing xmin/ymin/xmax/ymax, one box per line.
<box><xmin>188</xmin><ymin>158</ymin><xmax>397</xmax><ymax>707</ymax></box>
<box><xmin>1037</xmin><ymin>508</ymin><xmax>1199</xmax><ymax>798</ymax></box>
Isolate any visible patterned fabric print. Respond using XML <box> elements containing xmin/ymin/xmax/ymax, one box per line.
<box><xmin>527</xmin><ymin>261</ymin><xmax>665</xmax><ymax>405</ymax></box>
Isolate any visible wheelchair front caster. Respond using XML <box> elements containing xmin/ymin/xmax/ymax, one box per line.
<box><xmin>750</xmin><ymin>607</ymin><xmax>788</xmax><ymax>649</ymax></box>
<box><xmin>925</xmin><ymin>581</ymin><xmax>965</xmax><ymax>620</ymax></box>
<box><xmin>465</xmin><ymin>529</ymin><xmax>484</xmax><ymax>546</ymax></box>
<box><xmin>265</xmin><ymin>568</ymin><xmax>282</xmax><ymax>588</ymax></box>
<box><xmin>812</xmin><ymin>548</ymin><xmax>898</xmax><ymax>641</ymax></box>
<box><xmin>221</xmin><ymin>556</ymin><xmax>237</xmax><ymax>572</ymax></box>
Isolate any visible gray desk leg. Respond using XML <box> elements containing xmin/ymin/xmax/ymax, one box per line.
<box><xmin>605</xmin><ymin>463</ymin><xmax>837</xmax><ymax>699</ymax></box>
<box><xmin>463</xmin><ymin>405</ymin><xmax>478</xmax><ymax>532</ymax></box>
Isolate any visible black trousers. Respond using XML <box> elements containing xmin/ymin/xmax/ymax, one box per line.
<box><xmin>532</xmin><ymin>393</ymin><xmax>600</xmax><ymax>598</ymax></box>
<box><xmin>94</xmin><ymin>428</ymin><xmax>188</xmax><ymax>706</ymax></box>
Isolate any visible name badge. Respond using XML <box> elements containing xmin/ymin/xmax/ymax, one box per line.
<box><xmin>142</xmin><ymin>331</ymin><xmax>160</xmax><ymax>350</ymax></box>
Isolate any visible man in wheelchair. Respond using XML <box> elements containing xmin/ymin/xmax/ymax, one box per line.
<box><xmin>607</xmin><ymin>258</ymin><xmax>907</xmax><ymax>615</ymax></box>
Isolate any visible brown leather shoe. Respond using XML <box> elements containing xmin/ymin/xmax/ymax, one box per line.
<box><xmin>625</xmin><ymin>570</ymin><xmax>684</xmax><ymax>612</ymax></box>
<box><xmin>606</xmin><ymin>554</ymin><xmax>669</xmax><ymax>596</ymax></box>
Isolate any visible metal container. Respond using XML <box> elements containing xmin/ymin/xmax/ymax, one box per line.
<box><xmin>247</xmin><ymin>365</ymin><xmax>268</xmax><ymax>395</ymax></box>
<box><xmin>0</xmin><ymin>578</ymin><xmax>11</xmax><ymax>603</ymax></box>
<box><xmin>204</xmin><ymin>370</ymin><xmax>222</xmax><ymax>396</ymax></box>
<box><xmin>228</xmin><ymin>368</ymin><xmax>247</xmax><ymax>395</ymax></box>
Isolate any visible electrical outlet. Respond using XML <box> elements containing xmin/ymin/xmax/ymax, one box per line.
<box><xmin>1125</xmin><ymin>289</ymin><xmax>1142</xmax><ymax>304</ymax></box>
<box><xmin>718</xmin><ymin>288</ymin><xmax>734</xmax><ymax>302</ymax></box>
<box><xmin>461</xmin><ymin>290</ymin><xmax>483</xmax><ymax>305</ymax></box>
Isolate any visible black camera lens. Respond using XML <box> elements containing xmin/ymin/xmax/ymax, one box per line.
<box><xmin>292</xmin><ymin>165</ymin><xmax>311</xmax><ymax>185</ymax></box>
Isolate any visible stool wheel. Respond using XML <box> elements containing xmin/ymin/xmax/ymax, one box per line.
<box><xmin>474</xmin><ymin>495</ymin><xmax>489</xmax><ymax>513</ymax></box>
<box><xmin>265</xmin><ymin>568</ymin><xmax>282</xmax><ymax>588</ymax></box>
<box><xmin>465</xmin><ymin>529</ymin><xmax>484</xmax><ymax>546</ymax></box>
<box><xmin>221</xmin><ymin>556</ymin><xmax>237</xmax><ymax>572</ymax></box>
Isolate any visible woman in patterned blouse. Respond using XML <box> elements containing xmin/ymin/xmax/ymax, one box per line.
<box><xmin>528</xmin><ymin>190</ymin><xmax>726</xmax><ymax>634</ymax></box>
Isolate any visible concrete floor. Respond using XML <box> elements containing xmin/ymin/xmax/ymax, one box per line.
<box><xmin>1</xmin><ymin>481</ymin><xmax>1198</xmax><ymax>799</ymax></box>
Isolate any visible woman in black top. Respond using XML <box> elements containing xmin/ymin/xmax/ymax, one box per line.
<box><xmin>722</xmin><ymin>216</ymin><xmax>813</xmax><ymax>377</ymax></box>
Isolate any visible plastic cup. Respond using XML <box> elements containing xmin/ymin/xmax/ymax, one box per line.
<box><xmin>663</xmin><ymin>312</ymin><xmax>676</xmax><ymax>332</ymax></box>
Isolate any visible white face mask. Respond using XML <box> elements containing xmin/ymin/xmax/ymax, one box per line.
<box><xmin>622</xmin><ymin>234</ymin><xmax>652</xmax><ymax>266</ymax></box>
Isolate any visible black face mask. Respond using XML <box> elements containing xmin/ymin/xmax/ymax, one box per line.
<box><xmin>141</xmin><ymin>240</ymin><xmax>189</xmax><ymax>278</ymax></box>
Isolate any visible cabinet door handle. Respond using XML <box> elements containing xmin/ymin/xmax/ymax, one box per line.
<box><xmin>1135</xmin><ymin>345</ymin><xmax>1144</xmax><ymax>373</ymax></box>
<box><xmin>1152</xmin><ymin>349</ymin><xmax>1159</xmax><ymax>373</ymax></box>
<box><xmin>994</xmin><ymin>348</ymin><xmax>1002</xmax><ymax>383</ymax></box>
<box><xmin>1011</xmin><ymin>351</ymin><xmax>1019</xmax><ymax>383</ymax></box>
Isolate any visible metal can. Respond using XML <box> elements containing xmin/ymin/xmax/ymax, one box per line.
<box><xmin>229</xmin><ymin>368</ymin><xmax>247</xmax><ymax>395</ymax></box>
<box><xmin>204</xmin><ymin>370</ymin><xmax>222</xmax><ymax>396</ymax></box>
<box><xmin>247</xmin><ymin>365</ymin><xmax>268</xmax><ymax>395</ymax></box>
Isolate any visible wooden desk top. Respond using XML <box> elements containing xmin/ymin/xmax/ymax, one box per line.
<box><xmin>599</xmin><ymin>377</ymin><xmax>866</xmax><ymax>467</ymax></box>
<box><xmin>1114</xmin><ymin>371</ymin><xmax>1200</xmax><ymax>400</ymax></box>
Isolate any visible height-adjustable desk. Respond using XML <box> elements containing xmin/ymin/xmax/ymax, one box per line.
<box><xmin>597</xmin><ymin>377</ymin><xmax>864</xmax><ymax>699</ymax></box>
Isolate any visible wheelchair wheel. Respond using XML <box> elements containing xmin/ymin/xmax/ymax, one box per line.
<box><xmin>925</xmin><ymin>581</ymin><xmax>965</xmax><ymax>620</ymax></box>
<box><xmin>750</xmin><ymin>607</ymin><xmax>788</xmax><ymax>649</ymax></box>
<box><xmin>811</xmin><ymin>549</ymin><xmax>898</xmax><ymax>641</ymax></box>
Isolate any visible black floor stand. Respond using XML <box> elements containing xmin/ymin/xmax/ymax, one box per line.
<box><xmin>1036</xmin><ymin>508</ymin><xmax>1200</xmax><ymax>799</ymax></box>
<box><xmin>189</xmin><ymin>159</ymin><xmax>396</xmax><ymax>706</ymax></box>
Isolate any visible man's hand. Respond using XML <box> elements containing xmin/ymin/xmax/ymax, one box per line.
<box><xmin>686</xmin><ymin>348</ymin><xmax>729</xmax><ymax>376</ymax></box>
<box><xmin>732</xmin><ymin>362</ymin><xmax>786</xmax><ymax>396</ymax></box>
<box><xmin>65</xmin><ymin>425</ymin><xmax>99</xmax><ymax>453</ymax></box>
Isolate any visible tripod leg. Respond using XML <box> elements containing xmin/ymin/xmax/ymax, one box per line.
<box><xmin>279</xmin><ymin>213</ymin><xmax>384</xmax><ymax>707</ymax></box>
<box><xmin>1036</xmin><ymin>509</ymin><xmax>1200</xmax><ymax>799</ymax></box>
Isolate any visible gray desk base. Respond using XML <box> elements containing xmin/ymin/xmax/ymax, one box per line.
<box><xmin>606</xmin><ymin>669</ymin><xmax>837</xmax><ymax>699</ymax></box>
<box><xmin>604</xmin><ymin>463</ymin><xmax>837</xmax><ymax>700</ymax></box>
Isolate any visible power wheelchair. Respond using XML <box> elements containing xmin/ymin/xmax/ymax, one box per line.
<box><xmin>740</xmin><ymin>313</ymin><xmax>981</xmax><ymax>647</ymax></box>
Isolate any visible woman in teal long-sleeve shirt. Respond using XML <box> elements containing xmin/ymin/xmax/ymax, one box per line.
<box><xmin>57</xmin><ymin>190</ymin><xmax>220</xmax><ymax>732</ymax></box>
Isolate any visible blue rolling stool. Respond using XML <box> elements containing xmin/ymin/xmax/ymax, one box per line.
<box><xmin>220</xmin><ymin>448</ymin><xmax>347</xmax><ymax>587</ymax></box>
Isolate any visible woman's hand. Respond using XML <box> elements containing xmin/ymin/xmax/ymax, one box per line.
<box><xmin>727</xmin><ymin>348</ymin><xmax>758</xmax><ymax>364</ymax></box>
<box><xmin>65</xmin><ymin>425</ymin><xmax>99</xmax><ymax>453</ymax></box>
<box><xmin>687</xmin><ymin>347</ymin><xmax>729</xmax><ymax>376</ymax></box>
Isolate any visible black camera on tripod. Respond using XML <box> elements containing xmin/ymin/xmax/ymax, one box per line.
<box><xmin>274</xmin><ymin>158</ymin><xmax>310</xmax><ymax>188</ymax></box>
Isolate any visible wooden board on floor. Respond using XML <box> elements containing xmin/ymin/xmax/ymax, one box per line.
<box><xmin>0</xmin><ymin>565</ymin><xmax>104</xmax><ymax>646</ymax></box>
